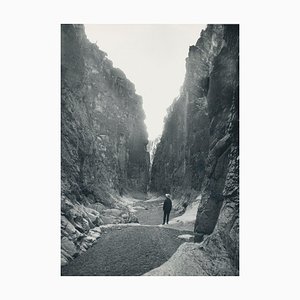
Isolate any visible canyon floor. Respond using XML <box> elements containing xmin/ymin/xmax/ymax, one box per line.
<box><xmin>61</xmin><ymin>197</ymin><xmax>195</xmax><ymax>276</ymax></box>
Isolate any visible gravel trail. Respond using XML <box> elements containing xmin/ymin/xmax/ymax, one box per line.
<box><xmin>61</xmin><ymin>197</ymin><xmax>192</xmax><ymax>276</ymax></box>
<box><xmin>61</xmin><ymin>225</ymin><xmax>191</xmax><ymax>276</ymax></box>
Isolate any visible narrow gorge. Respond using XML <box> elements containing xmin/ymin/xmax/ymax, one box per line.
<box><xmin>61</xmin><ymin>24</ymin><xmax>239</xmax><ymax>276</ymax></box>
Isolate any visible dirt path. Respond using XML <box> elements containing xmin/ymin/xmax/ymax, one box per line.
<box><xmin>61</xmin><ymin>225</ymin><xmax>191</xmax><ymax>276</ymax></box>
<box><xmin>132</xmin><ymin>197</ymin><xmax>177</xmax><ymax>225</ymax></box>
<box><xmin>61</xmin><ymin>197</ymin><xmax>193</xmax><ymax>276</ymax></box>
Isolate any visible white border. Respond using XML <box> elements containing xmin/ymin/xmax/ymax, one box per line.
<box><xmin>1</xmin><ymin>0</ymin><xmax>299</xmax><ymax>299</ymax></box>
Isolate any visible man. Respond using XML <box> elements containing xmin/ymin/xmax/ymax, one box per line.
<box><xmin>162</xmin><ymin>194</ymin><xmax>172</xmax><ymax>225</ymax></box>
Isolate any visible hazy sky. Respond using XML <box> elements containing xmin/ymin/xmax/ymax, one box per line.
<box><xmin>85</xmin><ymin>24</ymin><xmax>206</xmax><ymax>140</ymax></box>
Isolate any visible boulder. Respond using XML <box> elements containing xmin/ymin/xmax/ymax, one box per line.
<box><xmin>177</xmin><ymin>234</ymin><xmax>194</xmax><ymax>242</ymax></box>
<box><xmin>61</xmin><ymin>237</ymin><xmax>78</xmax><ymax>257</ymax></box>
<box><xmin>103</xmin><ymin>208</ymin><xmax>122</xmax><ymax>217</ymax></box>
<box><xmin>61</xmin><ymin>255</ymin><xmax>68</xmax><ymax>266</ymax></box>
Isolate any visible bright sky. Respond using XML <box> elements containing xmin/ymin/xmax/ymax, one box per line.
<box><xmin>84</xmin><ymin>24</ymin><xmax>206</xmax><ymax>140</ymax></box>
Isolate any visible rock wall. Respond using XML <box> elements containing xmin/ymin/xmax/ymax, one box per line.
<box><xmin>194</xmin><ymin>24</ymin><xmax>239</xmax><ymax>273</ymax></box>
<box><xmin>147</xmin><ymin>24</ymin><xmax>239</xmax><ymax>275</ymax></box>
<box><xmin>150</xmin><ymin>25</ymin><xmax>224</xmax><ymax>202</ymax></box>
<box><xmin>61</xmin><ymin>24</ymin><xmax>149</xmax><ymax>265</ymax></box>
<box><xmin>147</xmin><ymin>135</ymin><xmax>161</xmax><ymax>168</ymax></box>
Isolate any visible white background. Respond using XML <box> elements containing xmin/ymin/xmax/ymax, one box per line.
<box><xmin>1</xmin><ymin>0</ymin><xmax>299</xmax><ymax>299</ymax></box>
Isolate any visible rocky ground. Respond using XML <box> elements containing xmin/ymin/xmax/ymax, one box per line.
<box><xmin>61</xmin><ymin>196</ymin><xmax>194</xmax><ymax>276</ymax></box>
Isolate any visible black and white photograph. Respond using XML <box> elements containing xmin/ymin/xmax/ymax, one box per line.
<box><xmin>60</xmin><ymin>24</ymin><xmax>239</xmax><ymax>276</ymax></box>
<box><xmin>2</xmin><ymin>0</ymin><xmax>299</xmax><ymax>299</ymax></box>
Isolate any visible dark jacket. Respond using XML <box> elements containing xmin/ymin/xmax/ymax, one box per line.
<box><xmin>163</xmin><ymin>197</ymin><xmax>172</xmax><ymax>212</ymax></box>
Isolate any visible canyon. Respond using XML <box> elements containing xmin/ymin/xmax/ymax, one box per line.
<box><xmin>61</xmin><ymin>24</ymin><xmax>239</xmax><ymax>275</ymax></box>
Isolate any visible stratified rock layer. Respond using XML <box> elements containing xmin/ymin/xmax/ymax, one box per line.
<box><xmin>147</xmin><ymin>24</ymin><xmax>239</xmax><ymax>276</ymax></box>
<box><xmin>150</xmin><ymin>25</ymin><xmax>224</xmax><ymax>202</ymax></box>
<box><xmin>61</xmin><ymin>25</ymin><xmax>149</xmax><ymax>265</ymax></box>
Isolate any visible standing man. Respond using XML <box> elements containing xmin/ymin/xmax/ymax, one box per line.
<box><xmin>163</xmin><ymin>194</ymin><xmax>172</xmax><ymax>225</ymax></box>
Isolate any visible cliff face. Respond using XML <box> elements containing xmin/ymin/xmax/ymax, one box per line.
<box><xmin>194</xmin><ymin>24</ymin><xmax>239</xmax><ymax>273</ymax></box>
<box><xmin>150</xmin><ymin>25</ymin><xmax>224</xmax><ymax>201</ymax></box>
<box><xmin>61</xmin><ymin>25</ymin><xmax>149</xmax><ymax>265</ymax></box>
<box><xmin>147</xmin><ymin>24</ymin><xmax>239</xmax><ymax>275</ymax></box>
<box><xmin>147</xmin><ymin>136</ymin><xmax>161</xmax><ymax>167</ymax></box>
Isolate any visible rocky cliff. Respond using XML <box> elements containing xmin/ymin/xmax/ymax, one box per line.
<box><xmin>193</xmin><ymin>24</ymin><xmax>239</xmax><ymax>273</ymax></box>
<box><xmin>147</xmin><ymin>135</ymin><xmax>161</xmax><ymax>167</ymax></box>
<box><xmin>147</xmin><ymin>24</ymin><xmax>239</xmax><ymax>275</ymax></box>
<box><xmin>150</xmin><ymin>25</ymin><xmax>224</xmax><ymax>203</ymax></box>
<box><xmin>61</xmin><ymin>24</ymin><xmax>149</xmax><ymax>265</ymax></box>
